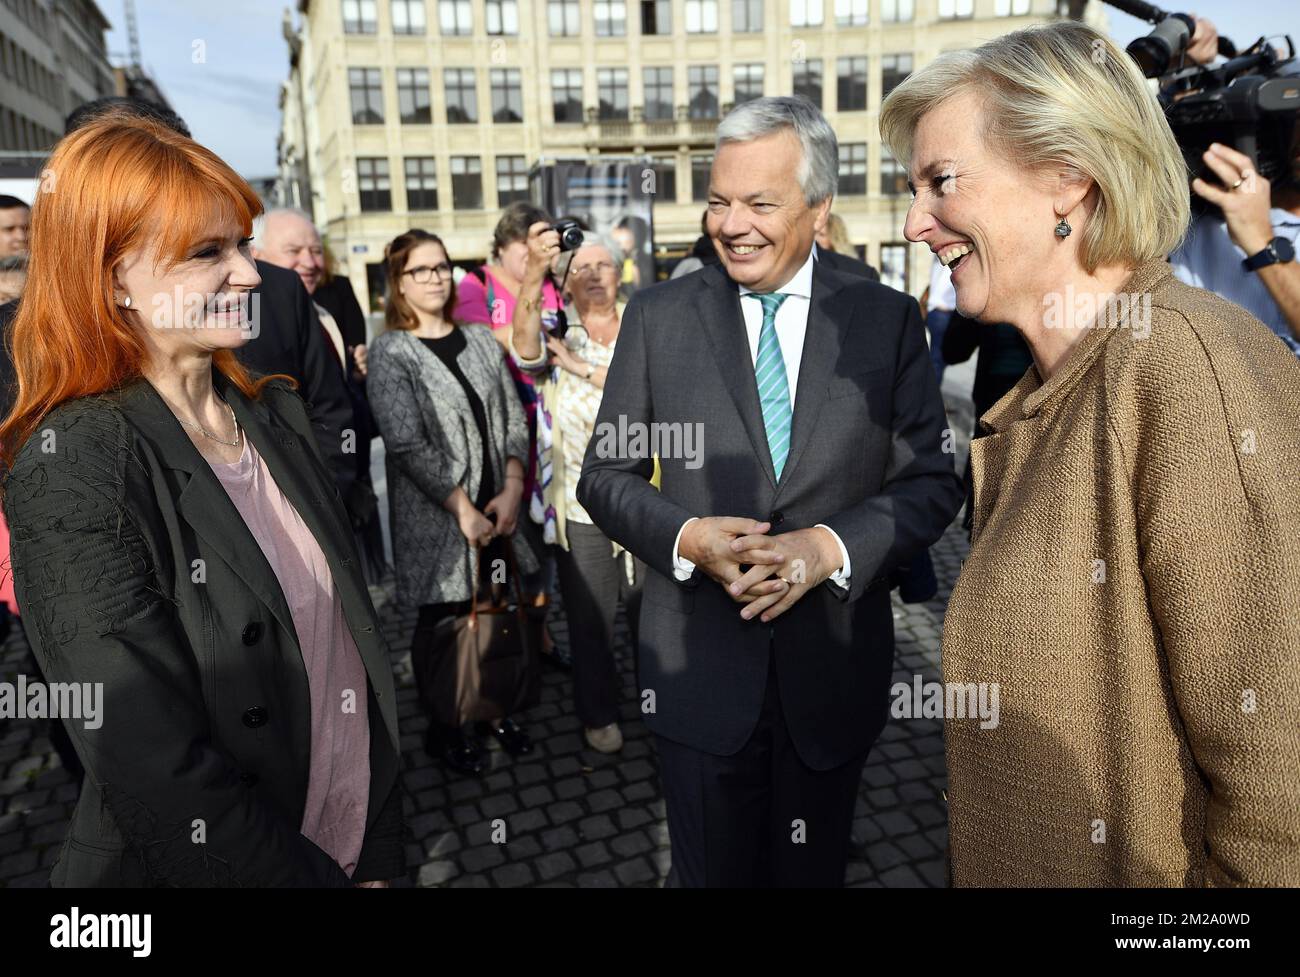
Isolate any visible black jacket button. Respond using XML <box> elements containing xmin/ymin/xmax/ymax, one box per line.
<box><xmin>769</xmin><ymin>510</ymin><xmax>784</xmax><ymax>526</ymax></box>
<box><xmin>242</xmin><ymin>622</ymin><xmax>263</xmax><ymax>645</ymax></box>
<box><xmin>242</xmin><ymin>706</ymin><xmax>269</xmax><ymax>728</ymax></box>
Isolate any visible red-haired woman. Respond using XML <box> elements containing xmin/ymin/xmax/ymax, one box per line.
<box><xmin>0</xmin><ymin>118</ymin><xmax>404</xmax><ymax>887</ymax></box>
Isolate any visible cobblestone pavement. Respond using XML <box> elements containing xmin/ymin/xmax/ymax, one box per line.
<box><xmin>0</xmin><ymin>365</ymin><xmax>977</xmax><ymax>889</ymax></box>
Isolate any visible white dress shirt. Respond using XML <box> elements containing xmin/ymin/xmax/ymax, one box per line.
<box><xmin>670</xmin><ymin>249</ymin><xmax>852</xmax><ymax>588</ymax></box>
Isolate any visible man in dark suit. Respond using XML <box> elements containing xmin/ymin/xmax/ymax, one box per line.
<box><xmin>817</xmin><ymin>242</ymin><xmax>880</xmax><ymax>281</ymax></box>
<box><xmin>237</xmin><ymin>260</ymin><xmax>358</xmax><ymax>505</ymax></box>
<box><xmin>577</xmin><ymin>96</ymin><xmax>962</xmax><ymax>887</ymax></box>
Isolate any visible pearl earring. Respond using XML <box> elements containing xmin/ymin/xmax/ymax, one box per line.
<box><xmin>1054</xmin><ymin>217</ymin><xmax>1072</xmax><ymax>239</ymax></box>
<box><xmin>123</xmin><ymin>296</ymin><xmax>132</xmax><ymax>308</ymax></box>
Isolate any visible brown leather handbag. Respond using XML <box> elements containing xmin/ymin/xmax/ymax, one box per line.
<box><xmin>427</xmin><ymin>539</ymin><xmax>542</xmax><ymax>727</ymax></box>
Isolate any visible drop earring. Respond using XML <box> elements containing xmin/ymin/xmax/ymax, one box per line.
<box><xmin>1054</xmin><ymin>217</ymin><xmax>1072</xmax><ymax>239</ymax></box>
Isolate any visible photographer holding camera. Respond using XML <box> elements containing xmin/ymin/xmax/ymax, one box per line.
<box><xmin>1166</xmin><ymin>17</ymin><xmax>1300</xmax><ymax>353</ymax></box>
<box><xmin>1171</xmin><ymin>131</ymin><xmax>1300</xmax><ymax>353</ymax></box>
<box><xmin>508</xmin><ymin>221</ymin><xmax>644</xmax><ymax>756</ymax></box>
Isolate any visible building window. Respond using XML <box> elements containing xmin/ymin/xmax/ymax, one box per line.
<box><xmin>790</xmin><ymin>0</ymin><xmax>822</xmax><ymax>27</ymax></box>
<box><xmin>396</xmin><ymin>68</ymin><xmax>431</xmax><ymax>124</ymax></box>
<box><xmin>496</xmin><ymin>155</ymin><xmax>530</xmax><ymax>206</ymax></box>
<box><xmin>342</xmin><ymin>0</ymin><xmax>378</xmax><ymax>33</ymax></box>
<box><xmin>838</xmin><ymin>142</ymin><xmax>866</xmax><ymax>195</ymax></box>
<box><xmin>995</xmin><ymin>0</ymin><xmax>1031</xmax><ymax>13</ymax></box>
<box><xmin>444</xmin><ymin>68</ymin><xmax>478</xmax><ymax>122</ymax></box>
<box><xmin>349</xmin><ymin>68</ymin><xmax>384</xmax><ymax>125</ymax></box>
<box><xmin>938</xmin><ymin>0</ymin><xmax>973</xmax><ymax>18</ymax></box>
<box><xmin>685</xmin><ymin>0</ymin><xmax>717</xmax><ymax>32</ymax></box>
<box><xmin>691</xmin><ymin>155</ymin><xmax>713</xmax><ymax>202</ymax></box>
<box><xmin>597</xmin><ymin>68</ymin><xmax>629</xmax><ymax>121</ymax></box>
<box><xmin>548</xmin><ymin>0</ymin><xmax>580</xmax><ymax>35</ymax></box>
<box><xmin>594</xmin><ymin>0</ymin><xmax>627</xmax><ymax>36</ymax></box>
<box><xmin>732</xmin><ymin>0</ymin><xmax>762</xmax><ymax>32</ymax></box>
<box><xmin>644</xmin><ymin>67</ymin><xmax>674</xmax><ymax>121</ymax></box>
<box><xmin>880</xmin><ymin>243</ymin><xmax>908</xmax><ymax>291</ymax></box>
<box><xmin>836</xmin><ymin>56</ymin><xmax>867</xmax><ymax>111</ymax></box>
<box><xmin>439</xmin><ymin>0</ymin><xmax>473</xmax><ymax>34</ymax></box>
<box><xmin>834</xmin><ymin>0</ymin><xmax>867</xmax><ymax>26</ymax></box>
<box><xmin>357</xmin><ymin>157</ymin><xmax>391</xmax><ymax>211</ymax></box>
<box><xmin>792</xmin><ymin>58</ymin><xmax>823</xmax><ymax>108</ymax></box>
<box><xmin>451</xmin><ymin>156</ymin><xmax>483</xmax><ymax>209</ymax></box>
<box><xmin>486</xmin><ymin>0</ymin><xmax>519</xmax><ymax>34</ymax></box>
<box><xmin>880</xmin><ymin>147</ymin><xmax>908</xmax><ymax>195</ymax></box>
<box><xmin>391</xmin><ymin>0</ymin><xmax>426</xmax><ymax>33</ymax></box>
<box><xmin>881</xmin><ymin>53</ymin><xmax>912</xmax><ymax>100</ymax></box>
<box><xmin>552</xmin><ymin>68</ymin><xmax>584</xmax><ymax>122</ymax></box>
<box><xmin>491</xmin><ymin>68</ymin><xmax>523</xmax><ymax>122</ymax></box>
<box><xmin>651</xmin><ymin>155</ymin><xmax>677</xmax><ymax>202</ymax></box>
<box><xmin>405</xmin><ymin>157</ymin><xmax>438</xmax><ymax>210</ymax></box>
<box><xmin>688</xmin><ymin>65</ymin><xmax>719</xmax><ymax>119</ymax></box>
<box><xmin>733</xmin><ymin>64</ymin><xmax>763</xmax><ymax>106</ymax></box>
<box><xmin>881</xmin><ymin>0</ymin><xmax>913</xmax><ymax>20</ymax></box>
<box><xmin>641</xmin><ymin>0</ymin><xmax>671</xmax><ymax>33</ymax></box>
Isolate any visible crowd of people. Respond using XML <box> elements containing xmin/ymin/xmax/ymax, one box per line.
<box><xmin>0</xmin><ymin>18</ymin><xmax>1296</xmax><ymax>889</ymax></box>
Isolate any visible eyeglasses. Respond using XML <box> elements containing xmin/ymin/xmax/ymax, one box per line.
<box><xmin>570</xmin><ymin>261</ymin><xmax>617</xmax><ymax>278</ymax></box>
<box><xmin>403</xmin><ymin>263</ymin><xmax>453</xmax><ymax>283</ymax></box>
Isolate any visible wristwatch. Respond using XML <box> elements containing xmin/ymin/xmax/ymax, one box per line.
<box><xmin>1242</xmin><ymin>236</ymin><xmax>1296</xmax><ymax>272</ymax></box>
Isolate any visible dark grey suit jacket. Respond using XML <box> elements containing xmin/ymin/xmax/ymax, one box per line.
<box><xmin>3</xmin><ymin>370</ymin><xmax>403</xmax><ymax>886</ymax></box>
<box><xmin>235</xmin><ymin>261</ymin><xmax>358</xmax><ymax>504</ymax></box>
<box><xmin>577</xmin><ymin>258</ymin><xmax>962</xmax><ymax>770</ymax></box>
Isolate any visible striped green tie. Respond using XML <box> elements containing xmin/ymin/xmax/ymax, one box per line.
<box><xmin>749</xmin><ymin>291</ymin><xmax>792</xmax><ymax>480</ymax></box>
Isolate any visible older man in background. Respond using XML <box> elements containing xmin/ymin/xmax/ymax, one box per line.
<box><xmin>254</xmin><ymin>207</ymin><xmax>384</xmax><ymax>578</ymax></box>
<box><xmin>253</xmin><ymin>207</ymin><xmax>369</xmax><ymax>379</ymax></box>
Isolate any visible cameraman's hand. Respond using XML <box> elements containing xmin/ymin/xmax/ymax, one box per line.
<box><xmin>1193</xmin><ymin>142</ymin><xmax>1275</xmax><ymax>256</ymax></box>
<box><xmin>524</xmin><ymin>221</ymin><xmax>561</xmax><ymax>286</ymax></box>
<box><xmin>1186</xmin><ymin>15</ymin><xmax>1219</xmax><ymax>65</ymax></box>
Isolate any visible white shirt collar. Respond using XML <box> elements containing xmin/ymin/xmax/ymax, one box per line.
<box><xmin>736</xmin><ymin>248</ymin><xmax>816</xmax><ymax>300</ymax></box>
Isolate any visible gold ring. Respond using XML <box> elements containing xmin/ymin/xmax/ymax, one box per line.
<box><xmin>1230</xmin><ymin>177</ymin><xmax>1245</xmax><ymax>190</ymax></box>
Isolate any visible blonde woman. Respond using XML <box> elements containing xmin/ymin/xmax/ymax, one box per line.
<box><xmin>881</xmin><ymin>22</ymin><xmax>1300</xmax><ymax>886</ymax></box>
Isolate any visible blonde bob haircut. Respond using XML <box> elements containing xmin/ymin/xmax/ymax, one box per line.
<box><xmin>880</xmin><ymin>21</ymin><xmax>1190</xmax><ymax>274</ymax></box>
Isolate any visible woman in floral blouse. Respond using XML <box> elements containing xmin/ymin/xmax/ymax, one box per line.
<box><xmin>509</xmin><ymin>226</ymin><xmax>644</xmax><ymax>755</ymax></box>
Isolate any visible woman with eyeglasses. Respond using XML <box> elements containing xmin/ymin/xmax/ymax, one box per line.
<box><xmin>510</xmin><ymin>226</ymin><xmax>645</xmax><ymax>755</ymax></box>
<box><xmin>368</xmin><ymin>230</ymin><xmax>539</xmax><ymax>777</ymax></box>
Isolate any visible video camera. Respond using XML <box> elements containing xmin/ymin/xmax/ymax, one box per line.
<box><xmin>1106</xmin><ymin>0</ymin><xmax>1299</xmax><ymax>209</ymax></box>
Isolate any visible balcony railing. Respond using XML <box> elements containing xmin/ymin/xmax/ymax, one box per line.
<box><xmin>556</xmin><ymin>106</ymin><xmax>723</xmax><ymax>146</ymax></box>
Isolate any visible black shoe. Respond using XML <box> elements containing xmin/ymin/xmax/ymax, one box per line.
<box><xmin>542</xmin><ymin>647</ymin><xmax>573</xmax><ymax>672</ymax></box>
<box><xmin>427</xmin><ymin>725</ymin><xmax>486</xmax><ymax>777</ymax></box>
<box><xmin>478</xmin><ymin>718</ymin><xmax>533</xmax><ymax>756</ymax></box>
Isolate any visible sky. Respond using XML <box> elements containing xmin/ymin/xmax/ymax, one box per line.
<box><xmin>102</xmin><ymin>0</ymin><xmax>1300</xmax><ymax>180</ymax></box>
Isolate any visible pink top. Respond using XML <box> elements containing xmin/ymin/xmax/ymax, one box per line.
<box><xmin>210</xmin><ymin>435</ymin><xmax>371</xmax><ymax>877</ymax></box>
<box><xmin>453</xmin><ymin>265</ymin><xmax>563</xmax><ymax>336</ymax></box>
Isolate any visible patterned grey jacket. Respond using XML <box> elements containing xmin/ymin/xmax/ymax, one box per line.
<box><xmin>368</xmin><ymin>325</ymin><xmax>538</xmax><ymax>607</ymax></box>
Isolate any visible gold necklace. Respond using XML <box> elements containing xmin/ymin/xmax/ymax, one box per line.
<box><xmin>171</xmin><ymin>397</ymin><xmax>242</xmax><ymax>447</ymax></box>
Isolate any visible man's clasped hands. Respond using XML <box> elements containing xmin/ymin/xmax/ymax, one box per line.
<box><xmin>677</xmin><ymin>518</ymin><xmax>844</xmax><ymax>623</ymax></box>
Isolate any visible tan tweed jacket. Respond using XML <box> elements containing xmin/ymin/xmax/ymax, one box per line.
<box><xmin>942</xmin><ymin>259</ymin><xmax>1300</xmax><ymax>887</ymax></box>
